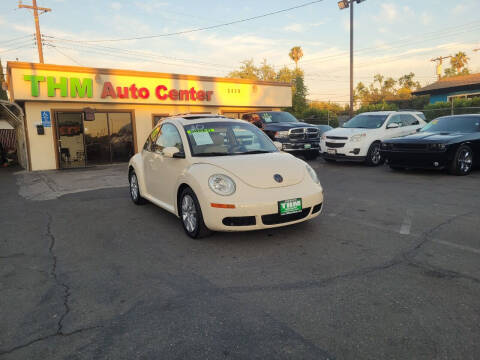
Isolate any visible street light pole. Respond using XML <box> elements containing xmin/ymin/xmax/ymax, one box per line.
<box><xmin>338</xmin><ymin>0</ymin><xmax>365</xmax><ymax>118</ymax></box>
<box><xmin>349</xmin><ymin>0</ymin><xmax>354</xmax><ymax>118</ymax></box>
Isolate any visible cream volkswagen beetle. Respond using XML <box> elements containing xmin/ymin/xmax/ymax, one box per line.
<box><xmin>128</xmin><ymin>114</ymin><xmax>324</xmax><ymax>238</ymax></box>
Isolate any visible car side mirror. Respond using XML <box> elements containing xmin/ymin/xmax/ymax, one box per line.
<box><xmin>273</xmin><ymin>141</ymin><xmax>283</xmax><ymax>151</ymax></box>
<box><xmin>163</xmin><ymin>146</ymin><xmax>181</xmax><ymax>158</ymax></box>
<box><xmin>387</xmin><ymin>123</ymin><xmax>400</xmax><ymax>129</ymax></box>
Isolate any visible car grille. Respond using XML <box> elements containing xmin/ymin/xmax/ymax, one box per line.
<box><xmin>392</xmin><ymin>143</ymin><xmax>428</xmax><ymax>151</ymax></box>
<box><xmin>222</xmin><ymin>216</ymin><xmax>256</xmax><ymax>226</ymax></box>
<box><xmin>326</xmin><ymin>136</ymin><xmax>348</xmax><ymax>140</ymax></box>
<box><xmin>261</xmin><ymin>208</ymin><xmax>311</xmax><ymax>225</ymax></box>
<box><xmin>289</xmin><ymin>128</ymin><xmax>319</xmax><ymax>141</ymax></box>
<box><xmin>325</xmin><ymin>142</ymin><xmax>345</xmax><ymax>148</ymax></box>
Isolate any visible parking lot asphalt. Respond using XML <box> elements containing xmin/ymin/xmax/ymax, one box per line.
<box><xmin>1</xmin><ymin>162</ymin><xmax>479</xmax><ymax>360</ymax></box>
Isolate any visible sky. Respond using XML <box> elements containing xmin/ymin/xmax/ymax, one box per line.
<box><xmin>1</xmin><ymin>0</ymin><xmax>479</xmax><ymax>104</ymax></box>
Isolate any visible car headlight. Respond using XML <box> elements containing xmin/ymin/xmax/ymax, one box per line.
<box><xmin>208</xmin><ymin>174</ymin><xmax>236</xmax><ymax>196</ymax></box>
<box><xmin>306</xmin><ymin>164</ymin><xmax>320</xmax><ymax>185</ymax></box>
<box><xmin>349</xmin><ymin>133</ymin><xmax>366</xmax><ymax>142</ymax></box>
<box><xmin>275</xmin><ymin>131</ymin><xmax>289</xmax><ymax>139</ymax></box>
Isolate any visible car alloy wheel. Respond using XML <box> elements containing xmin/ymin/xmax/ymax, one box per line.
<box><xmin>370</xmin><ymin>144</ymin><xmax>381</xmax><ymax>165</ymax></box>
<box><xmin>181</xmin><ymin>194</ymin><xmax>198</xmax><ymax>234</ymax></box>
<box><xmin>458</xmin><ymin>148</ymin><xmax>473</xmax><ymax>174</ymax></box>
<box><xmin>130</xmin><ymin>173</ymin><xmax>139</xmax><ymax>201</ymax></box>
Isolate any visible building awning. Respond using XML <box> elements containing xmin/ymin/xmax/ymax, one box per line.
<box><xmin>0</xmin><ymin>100</ymin><xmax>29</xmax><ymax>170</ymax></box>
<box><xmin>413</xmin><ymin>73</ymin><xmax>480</xmax><ymax>96</ymax></box>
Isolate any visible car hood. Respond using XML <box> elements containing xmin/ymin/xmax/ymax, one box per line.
<box><xmin>324</xmin><ymin>127</ymin><xmax>376</xmax><ymax>138</ymax></box>
<box><xmin>385</xmin><ymin>131</ymin><xmax>468</xmax><ymax>143</ymax></box>
<box><xmin>264</xmin><ymin>122</ymin><xmax>315</xmax><ymax>131</ymax></box>
<box><xmin>194</xmin><ymin>152</ymin><xmax>306</xmax><ymax>189</ymax></box>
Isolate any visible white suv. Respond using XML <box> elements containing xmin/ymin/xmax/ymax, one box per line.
<box><xmin>320</xmin><ymin>111</ymin><xmax>427</xmax><ymax>166</ymax></box>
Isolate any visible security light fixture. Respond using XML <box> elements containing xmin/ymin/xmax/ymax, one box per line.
<box><xmin>337</xmin><ymin>0</ymin><xmax>349</xmax><ymax>9</ymax></box>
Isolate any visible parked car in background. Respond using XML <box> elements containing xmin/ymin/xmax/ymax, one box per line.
<box><xmin>128</xmin><ymin>114</ymin><xmax>324</xmax><ymax>238</ymax></box>
<box><xmin>320</xmin><ymin>111</ymin><xmax>426</xmax><ymax>166</ymax></box>
<box><xmin>381</xmin><ymin>114</ymin><xmax>480</xmax><ymax>175</ymax></box>
<box><xmin>242</xmin><ymin>111</ymin><xmax>320</xmax><ymax>160</ymax></box>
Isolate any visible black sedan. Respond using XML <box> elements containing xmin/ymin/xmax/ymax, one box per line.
<box><xmin>380</xmin><ymin>114</ymin><xmax>480</xmax><ymax>175</ymax></box>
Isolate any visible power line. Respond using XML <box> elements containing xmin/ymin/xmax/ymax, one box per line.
<box><xmin>40</xmin><ymin>0</ymin><xmax>324</xmax><ymax>43</ymax></box>
<box><xmin>0</xmin><ymin>40</ymin><xmax>37</xmax><ymax>55</ymax></box>
<box><xmin>18</xmin><ymin>0</ymin><xmax>51</xmax><ymax>63</ymax></box>
<box><xmin>0</xmin><ymin>34</ymin><xmax>35</xmax><ymax>46</ymax></box>
<box><xmin>44</xmin><ymin>44</ymin><xmax>83</xmax><ymax>66</ymax></box>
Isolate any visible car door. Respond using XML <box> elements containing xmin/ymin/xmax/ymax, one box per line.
<box><xmin>148</xmin><ymin>122</ymin><xmax>186</xmax><ymax>209</ymax></box>
<box><xmin>401</xmin><ymin>114</ymin><xmax>421</xmax><ymax>136</ymax></box>
<box><xmin>142</xmin><ymin>126</ymin><xmax>161</xmax><ymax>198</ymax></box>
<box><xmin>384</xmin><ymin>114</ymin><xmax>405</xmax><ymax>139</ymax></box>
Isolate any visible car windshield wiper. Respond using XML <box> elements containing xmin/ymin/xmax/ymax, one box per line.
<box><xmin>233</xmin><ymin>150</ymin><xmax>272</xmax><ymax>155</ymax></box>
<box><xmin>194</xmin><ymin>152</ymin><xmax>231</xmax><ymax>157</ymax></box>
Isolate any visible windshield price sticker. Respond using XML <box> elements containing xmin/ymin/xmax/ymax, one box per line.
<box><xmin>261</xmin><ymin>113</ymin><xmax>273</xmax><ymax>123</ymax></box>
<box><xmin>190</xmin><ymin>130</ymin><xmax>214</xmax><ymax>145</ymax></box>
<box><xmin>278</xmin><ymin>198</ymin><xmax>302</xmax><ymax>215</ymax></box>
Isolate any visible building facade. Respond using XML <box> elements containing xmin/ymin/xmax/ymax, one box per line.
<box><xmin>7</xmin><ymin>62</ymin><xmax>291</xmax><ymax>171</ymax></box>
<box><xmin>413</xmin><ymin>73</ymin><xmax>480</xmax><ymax>104</ymax></box>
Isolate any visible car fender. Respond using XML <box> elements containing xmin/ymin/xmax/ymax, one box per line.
<box><xmin>128</xmin><ymin>153</ymin><xmax>147</xmax><ymax>197</ymax></box>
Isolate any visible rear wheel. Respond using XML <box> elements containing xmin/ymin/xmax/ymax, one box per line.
<box><xmin>448</xmin><ymin>145</ymin><xmax>473</xmax><ymax>176</ymax></box>
<box><xmin>129</xmin><ymin>170</ymin><xmax>146</xmax><ymax>205</ymax></box>
<box><xmin>365</xmin><ymin>142</ymin><xmax>384</xmax><ymax>166</ymax></box>
<box><xmin>179</xmin><ymin>187</ymin><xmax>212</xmax><ymax>239</ymax></box>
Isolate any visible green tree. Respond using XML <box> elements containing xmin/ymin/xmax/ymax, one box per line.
<box><xmin>289</xmin><ymin>46</ymin><xmax>304</xmax><ymax>69</ymax></box>
<box><xmin>258</xmin><ymin>59</ymin><xmax>276</xmax><ymax>81</ymax></box>
<box><xmin>0</xmin><ymin>59</ymin><xmax>7</xmax><ymax>101</ymax></box>
<box><xmin>292</xmin><ymin>71</ymin><xmax>308</xmax><ymax>116</ymax></box>
<box><xmin>276</xmin><ymin>66</ymin><xmax>294</xmax><ymax>83</ymax></box>
<box><xmin>227</xmin><ymin>59</ymin><xmax>259</xmax><ymax>80</ymax></box>
<box><xmin>444</xmin><ymin>51</ymin><xmax>471</xmax><ymax>77</ymax></box>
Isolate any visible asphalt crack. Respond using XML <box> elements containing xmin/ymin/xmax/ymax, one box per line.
<box><xmin>0</xmin><ymin>214</ymin><xmax>100</xmax><ymax>357</ymax></box>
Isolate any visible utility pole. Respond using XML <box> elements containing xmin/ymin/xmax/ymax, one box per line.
<box><xmin>431</xmin><ymin>56</ymin><xmax>451</xmax><ymax>80</ymax></box>
<box><xmin>18</xmin><ymin>0</ymin><xmax>51</xmax><ymax>64</ymax></box>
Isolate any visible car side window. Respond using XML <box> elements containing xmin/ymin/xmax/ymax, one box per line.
<box><xmin>144</xmin><ymin>126</ymin><xmax>161</xmax><ymax>152</ymax></box>
<box><xmin>155</xmin><ymin>123</ymin><xmax>184</xmax><ymax>153</ymax></box>
<box><xmin>401</xmin><ymin>114</ymin><xmax>420</xmax><ymax>126</ymax></box>
<box><xmin>387</xmin><ymin>114</ymin><xmax>402</xmax><ymax>127</ymax></box>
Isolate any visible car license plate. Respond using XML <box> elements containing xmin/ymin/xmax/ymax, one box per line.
<box><xmin>327</xmin><ymin>148</ymin><xmax>336</xmax><ymax>155</ymax></box>
<box><xmin>304</xmin><ymin>143</ymin><xmax>312</xmax><ymax>149</ymax></box>
<box><xmin>278</xmin><ymin>198</ymin><xmax>302</xmax><ymax>216</ymax></box>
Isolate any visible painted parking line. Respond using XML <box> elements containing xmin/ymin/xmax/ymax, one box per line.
<box><xmin>399</xmin><ymin>210</ymin><xmax>413</xmax><ymax>235</ymax></box>
<box><xmin>432</xmin><ymin>239</ymin><xmax>480</xmax><ymax>255</ymax></box>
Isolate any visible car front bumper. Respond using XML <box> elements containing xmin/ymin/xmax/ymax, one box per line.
<box><xmin>320</xmin><ymin>139</ymin><xmax>368</xmax><ymax>161</ymax></box>
<box><xmin>381</xmin><ymin>150</ymin><xmax>449</xmax><ymax>169</ymax></box>
<box><xmin>200</xmin><ymin>183</ymin><xmax>324</xmax><ymax>232</ymax></box>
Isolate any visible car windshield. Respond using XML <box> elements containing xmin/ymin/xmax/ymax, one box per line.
<box><xmin>259</xmin><ymin>112</ymin><xmax>298</xmax><ymax>123</ymax></box>
<box><xmin>420</xmin><ymin>116</ymin><xmax>480</xmax><ymax>133</ymax></box>
<box><xmin>184</xmin><ymin>121</ymin><xmax>278</xmax><ymax>156</ymax></box>
<box><xmin>342</xmin><ymin>114</ymin><xmax>389</xmax><ymax>129</ymax></box>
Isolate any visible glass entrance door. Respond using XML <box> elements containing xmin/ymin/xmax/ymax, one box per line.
<box><xmin>84</xmin><ymin>113</ymin><xmax>110</xmax><ymax>164</ymax></box>
<box><xmin>56</xmin><ymin>112</ymin><xmax>86</xmax><ymax>169</ymax></box>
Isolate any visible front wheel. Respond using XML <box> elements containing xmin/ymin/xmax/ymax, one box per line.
<box><xmin>365</xmin><ymin>142</ymin><xmax>384</xmax><ymax>166</ymax></box>
<box><xmin>448</xmin><ymin>145</ymin><xmax>473</xmax><ymax>176</ymax></box>
<box><xmin>179</xmin><ymin>188</ymin><xmax>212</xmax><ymax>239</ymax></box>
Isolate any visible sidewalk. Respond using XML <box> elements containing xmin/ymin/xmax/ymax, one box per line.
<box><xmin>13</xmin><ymin>164</ymin><xmax>128</xmax><ymax>201</ymax></box>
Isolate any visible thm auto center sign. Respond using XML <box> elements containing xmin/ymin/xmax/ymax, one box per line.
<box><xmin>8</xmin><ymin>63</ymin><xmax>292</xmax><ymax>107</ymax></box>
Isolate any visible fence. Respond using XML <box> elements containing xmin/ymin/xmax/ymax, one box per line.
<box><xmin>421</xmin><ymin>106</ymin><xmax>480</xmax><ymax>122</ymax></box>
<box><xmin>0</xmin><ymin>129</ymin><xmax>16</xmax><ymax>151</ymax></box>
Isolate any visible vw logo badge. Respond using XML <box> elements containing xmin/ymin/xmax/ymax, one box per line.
<box><xmin>274</xmin><ymin>174</ymin><xmax>283</xmax><ymax>183</ymax></box>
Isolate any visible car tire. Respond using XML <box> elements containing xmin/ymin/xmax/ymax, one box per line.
<box><xmin>304</xmin><ymin>151</ymin><xmax>318</xmax><ymax>161</ymax></box>
<box><xmin>129</xmin><ymin>170</ymin><xmax>147</xmax><ymax>205</ymax></box>
<box><xmin>179</xmin><ymin>187</ymin><xmax>212</xmax><ymax>239</ymax></box>
<box><xmin>365</xmin><ymin>142</ymin><xmax>384</xmax><ymax>166</ymax></box>
<box><xmin>448</xmin><ymin>144</ymin><xmax>473</xmax><ymax>176</ymax></box>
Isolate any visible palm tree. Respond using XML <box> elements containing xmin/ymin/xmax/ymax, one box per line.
<box><xmin>450</xmin><ymin>52</ymin><xmax>470</xmax><ymax>74</ymax></box>
<box><xmin>289</xmin><ymin>46</ymin><xmax>304</xmax><ymax>69</ymax></box>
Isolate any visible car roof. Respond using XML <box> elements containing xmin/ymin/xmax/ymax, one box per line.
<box><xmin>359</xmin><ymin>111</ymin><xmax>423</xmax><ymax>115</ymax></box>
<box><xmin>165</xmin><ymin>114</ymin><xmax>245</xmax><ymax>126</ymax></box>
